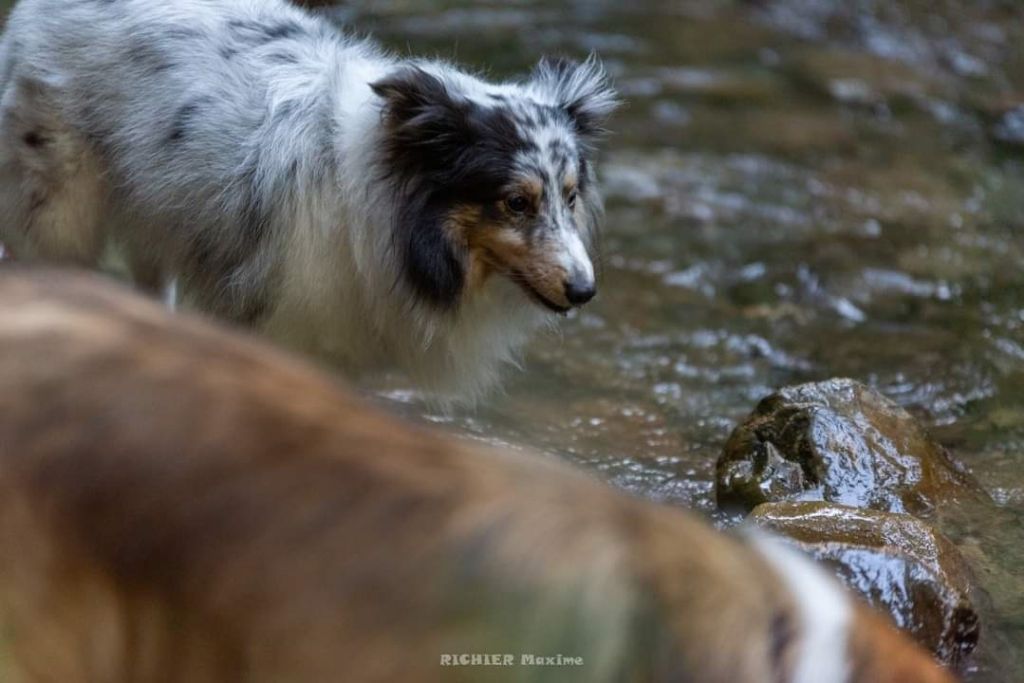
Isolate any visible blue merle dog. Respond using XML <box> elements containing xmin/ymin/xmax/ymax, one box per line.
<box><xmin>0</xmin><ymin>0</ymin><xmax>618</xmax><ymax>401</ymax></box>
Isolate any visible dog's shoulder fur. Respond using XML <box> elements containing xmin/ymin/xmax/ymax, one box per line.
<box><xmin>0</xmin><ymin>269</ymin><xmax>954</xmax><ymax>683</ymax></box>
<box><xmin>0</xmin><ymin>0</ymin><xmax>618</xmax><ymax>402</ymax></box>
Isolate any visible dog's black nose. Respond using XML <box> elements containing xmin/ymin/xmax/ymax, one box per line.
<box><xmin>564</xmin><ymin>277</ymin><xmax>596</xmax><ymax>306</ymax></box>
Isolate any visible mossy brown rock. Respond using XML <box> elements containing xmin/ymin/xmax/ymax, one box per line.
<box><xmin>751</xmin><ymin>501</ymin><xmax>979</xmax><ymax>667</ymax></box>
<box><xmin>716</xmin><ymin>378</ymin><xmax>982</xmax><ymax>514</ymax></box>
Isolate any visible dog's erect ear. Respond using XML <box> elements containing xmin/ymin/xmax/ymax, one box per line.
<box><xmin>531</xmin><ymin>55</ymin><xmax>619</xmax><ymax>138</ymax></box>
<box><xmin>371</xmin><ymin>67</ymin><xmax>474</xmax><ymax>176</ymax></box>
<box><xmin>372</xmin><ymin>66</ymin><xmax>524</xmax><ymax>199</ymax></box>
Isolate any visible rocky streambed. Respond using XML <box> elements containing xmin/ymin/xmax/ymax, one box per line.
<box><xmin>719</xmin><ymin>378</ymin><xmax>987</xmax><ymax>669</ymax></box>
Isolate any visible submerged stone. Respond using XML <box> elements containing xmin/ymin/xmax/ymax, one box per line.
<box><xmin>715</xmin><ymin>378</ymin><xmax>982</xmax><ymax>514</ymax></box>
<box><xmin>751</xmin><ymin>501</ymin><xmax>979</xmax><ymax>667</ymax></box>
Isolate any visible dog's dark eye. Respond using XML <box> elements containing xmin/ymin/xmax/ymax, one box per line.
<box><xmin>567</xmin><ymin>190</ymin><xmax>578</xmax><ymax>209</ymax></box>
<box><xmin>505</xmin><ymin>195</ymin><xmax>530</xmax><ymax>214</ymax></box>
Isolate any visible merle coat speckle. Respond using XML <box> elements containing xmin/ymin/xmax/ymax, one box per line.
<box><xmin>0</xmin><ymin>0</ymin><xmax>618</xmax><ymax>401</ymax></box>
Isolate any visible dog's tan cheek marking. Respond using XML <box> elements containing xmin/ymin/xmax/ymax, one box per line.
<box><xmin>442</xmin><ymin>204</ymin><xmax>481</xmax><ymax>248</ymax></box>
<box><xmin>446</xmin><ymin>199</ymin><xmax>569</xmax><ymax>300</ymax></box>
<box><xmin>518</xmin><ymin>232</ymin><xmax>576</xmax><ymax>298</ymax></box>
<box><xmin>438</xmin><ymin>204</ymin><xmax>483</xmax><ymax>289</ymax></box>
<box><xmin>484</xmin><ymin>224</ymin><xmax>569</xmax><ymax>301</ymax></box>
<box><xmin>465</xmin><ymin>256</ymin><xmax>491</xmax><ymax>291</ymax></box>
<box><xmin>479</xmin><ymin>228</ymin><xmax>528</xmax><ymax>254</ymax></box>
<box><xmin>473</xmin><ymin>228</ymin><xmax>530</xmax><ymax>283</ymax></box>
<box><xmin>442</xmin><ymin>205</ymin><xmax>521</xmax><ymax>292</ymax></box>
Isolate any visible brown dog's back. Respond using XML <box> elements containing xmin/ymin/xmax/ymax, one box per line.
<box><xmin>0</xmin><ymin>269</ymin><xmax>954</xmax><ymax>683</ymax></box>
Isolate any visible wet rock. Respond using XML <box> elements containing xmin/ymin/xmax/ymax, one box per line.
<box><xmin>751</xmin><ymin>501</ymin><xmax>979</xmax><ymax>667</ymax></box>
<box><xmin>716</xmin><ymin>378</ymin><xmax>983</xmax><ymax>514</ymax></box>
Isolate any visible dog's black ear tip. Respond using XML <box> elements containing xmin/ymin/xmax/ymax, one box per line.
<box><xmin>370</xmin><ymin>66</ymin><xmax>458</xmax><ymax>126</ymax></box>
<box><xmin>368</xmin><ymin>78</ymin><xmax>390</xmax><ymax>98</ymax></box>
<box><xmin>371</xmin><ymin>66</ymin><xmax>437</xmax><ymax>94</ymax></box>
<box><xmin>369</xmin><ymin>69</ymin><xmax>414</xmax><ymax>102</ymax></box>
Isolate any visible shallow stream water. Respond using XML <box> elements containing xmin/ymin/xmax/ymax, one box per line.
<box><xmin>337</xmin><ymin>1</ymin><xmax>1024</xmax><ymax>680</ymax></box>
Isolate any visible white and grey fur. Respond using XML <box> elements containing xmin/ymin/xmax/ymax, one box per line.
<box><xmin>749</xmin><ymin>533</ymin><xmax>854</xmax><ymax>683</ymax></box>
<box><xmin>0</xmin><ymin>0</ymin><xmax>617</xmax><ymax>400</ymax></box>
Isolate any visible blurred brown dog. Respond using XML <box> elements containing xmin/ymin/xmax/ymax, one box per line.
<box><xmin>0</xmin><ymin>269</ymin><xmax>954</xmax><ymax>683</ymax></box>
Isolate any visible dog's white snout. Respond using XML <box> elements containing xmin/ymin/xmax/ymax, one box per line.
<box><xmin>557</xmin><ymin>228</ymin><xmax>596</xmax><ymax>306</ymax></box>
<box><xmin>557</xmin><ymin>228</ymin><xmax>593</xmax><ymax>280</ymax></box>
